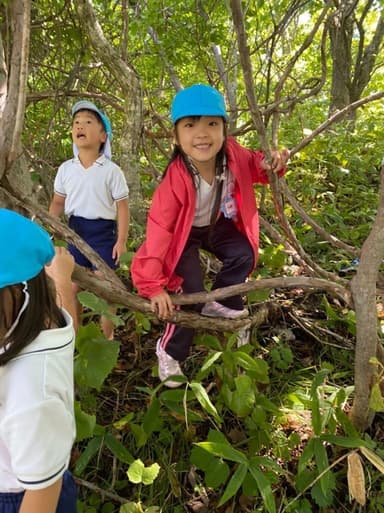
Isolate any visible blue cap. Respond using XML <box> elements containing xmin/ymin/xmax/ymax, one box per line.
<box><xmin>0</xmin><ymin>209</ymin><xmax>55</xmax><ymax>288</ymax></box>
<box><xmin>170</xmin><ymin>84</ymin><xmax>229</xmax><ymax>125</ymax></box>
<box><xmin>72</xmin><ymin>100</ymin><xmax>112</xmax><ymax>140</ymax></box>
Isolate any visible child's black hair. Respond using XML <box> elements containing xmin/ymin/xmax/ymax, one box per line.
<box><xmin>0</xmin><ymin>271</ymin><xmax>66</xmax><ymax>365</ymax></box>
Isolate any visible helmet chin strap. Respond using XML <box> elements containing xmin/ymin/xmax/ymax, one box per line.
<box><xmin>5</xmin><ymin>282</ymin><xmax>30</xmax><ymax>339</ymax></box>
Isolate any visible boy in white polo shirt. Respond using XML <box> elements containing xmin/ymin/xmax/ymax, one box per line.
<box><xmin>0</xmin><ymin>209</ymin><xmax>77</xmax><ymax>513</ymax></box>
<box><xmin>49</xmin><ymin>100</ymin><xmax>130</xmax><ymax>339</ymax></box>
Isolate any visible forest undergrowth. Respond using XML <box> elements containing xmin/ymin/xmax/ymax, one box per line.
<box><xmin>72</xmin><ymin>267</ymin><xmax>384</xmax><ymax>513</ymax></box>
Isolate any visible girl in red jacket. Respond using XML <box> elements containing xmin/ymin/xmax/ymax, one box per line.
<box><xmin>131</xmin><ymin>84</ymin><xmax>289</xmax><ymax>387</ymax></box>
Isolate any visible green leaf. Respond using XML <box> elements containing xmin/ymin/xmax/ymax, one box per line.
<box><xmin>74</xmin><ymin>436</ymin><xmax>103</xmax><ymax>475</ymax></box>
<box><xmin>229</xmin><ymin>374</ymin><xmax>256</xmax><ymax>417</ymax></box>
<box><xmin>127</xmin><ymin>459</ymin><xmax>160</xmax><ymax>485</ymax></box>
<box><xmin>313</xmin><ymin>438</ymin><xmax>330</xmax><ymax>495</ymax></box>
<box><xmin>189</xmin><ymin>381</ymin><xmax>222</xmax><ymax>424</ymax></box>
<box><xmin>247</xmin><ymin>288</ymin><xmax>272</xmax><ymax>302</ymax></box>
<box><xmin>310</xmin><ymin>471</ymin><xmax>336</xmax><ymax>507</ymax></box>
<box><xmin>119</xmin><ymin>503</ymin><xmax>143</xmax><ymax>513</ymax></box>
<box><xmin>78</xmin><ymin>291</ymin><xmax>110</xmax><ymax>314</ymax></box>
<box><xmin>232</xmin><ymin>352</ymin><xmax>269</xmax><ymax>383</ymax></box>
<box><xmin>369</xmin><ymin>382</ymin><xmax>384</xmax><ymax>412</ymax></box>
<box><xmin>75</xmin><ymin>324</ymin><xmax>120</xmax><ymax>390</ymax></box>
<box><xmin>218</xmin><ymin>463</ymin><xmax>248</xmax><ymax>506</ymax></box>
<box><xmin>195</xmin><ymin>442</ymin><xmax>248</xmax><ymax>465</ymax></box>
<box><xmin>74</xmin><ymin>401</ymin><xmax>96</xmax><ymax>441</ymax></box>
<box><xmin>321</xmin><ymin>434</ymin><xmax>366</xmax><ymax>448</ymax></box>
<box><xmin>142</xmin><ymin>398</ymin><xmax>163</xmax><ymax>438</ymax></box>
<box><xmin>205</xmin><ymin>457</ymin><xmax>230</xmax><ymax>488</ymax></box>
<box><xmin>200</xmin><ymin>351</ymin><xmax>223</xmax><ymax>373</ymax></box>
<box><xmin>104</xmin><ymin>432</ymin><xmax>134</xmax><ymax>464</ymax></box>
<box><xmin>248</xmin><ymin>460</ymin><xmax>276</xmax><ymax>513</ymax></box>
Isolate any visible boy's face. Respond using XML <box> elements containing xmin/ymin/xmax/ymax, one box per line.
<box><xmin>72</xmin><ymin>110</ymin><xmax>107</xmax><ymax>152</ymax></box>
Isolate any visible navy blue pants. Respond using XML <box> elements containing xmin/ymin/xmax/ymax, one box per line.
<box><xmin>0</xmin><ymin>471</ymin><xmax>77</xmax><ymax>513</ymax></box>
<box><xmin>68</xmin><ymin>215</ymin><xmax>118</xmax><ymax>270</ymax></box>
<box><xmin>162</xmin><ymin>216</ymin><xmax>254</xmax><ymax>361</ymax></box>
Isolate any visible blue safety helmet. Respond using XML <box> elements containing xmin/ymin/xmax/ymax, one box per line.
<box><xmin>170</xmin><ymin>84</ymin><xmax>229</xmax><ymax>125</ymax></box>
<box><xmin>0</xmin><ymin>209</ymin><xmax>55</xmax><ymax>288</ymax></box>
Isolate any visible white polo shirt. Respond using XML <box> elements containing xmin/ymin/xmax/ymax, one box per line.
<box><xmin>54</xmin><ymin>155</ymin><xmax>129</xmax><ymax>220</ymax></box>
<box><xmin>0</xmin><ymin>310</ymin><xmax>75</xmax><ymax>492</ymax></box>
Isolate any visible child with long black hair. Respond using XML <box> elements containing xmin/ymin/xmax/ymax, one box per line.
<box><xmin>0</xmin><ymin>209</ymin><xmax>77</xmax><ymax>513</ymax></box>
<box><xmin>131</xmin><ymin>84</ymin><xmax>289</xmax><ymax>387</ymax></box>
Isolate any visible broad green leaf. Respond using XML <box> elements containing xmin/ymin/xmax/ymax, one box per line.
<box><xmin>127</xmin><ymin>459</ymin><xmax>160</xmax><ymax>485</ymax></box>
<box><xmin>77</xmin><ymin>291</ymin><xmax>107</xmax><ymax>315</ymax></box>
<box><xmin>195</xmin><ymin>442</ymin><xmax>248</xmax><ymax>464</ymax></box>
<box><xmin>190</xmin><ymin>445</ymin><xmax>216</xmax><ymax>471</ymax></box>
<box><xmin>189</xmin><ymin>381</ymin><xmax>222</xmax><ymax>424</ymax></box>
<box><xmin>218</xmin><ymin>463</ymin><xmax>248</xmax><ymax>506</ymax></box>
<box><xmin>74</xmin><ymin>401</ymin><xmax>96</xmax><ymax>441</ymax></box>
<box><xmin>75</xmin><ymin>325</ymin><xmax>120</xmax><ymax>390</ymax></box>
<box><xmin>229</xmin><ymin>375</ymin><xmax>256</xmax><ymax>417</ymax></box>
<box><xmin>205</xmin><ymin>458</ymin><xmax>230</xmax><ymax>488</ymax></box>
<box><xmin>78</xmin><ymin>292</ymin><xmax>124</xmax><ymax>327</ymax></box>
<box><xmin>191</xmin><ymin>430</ymin><xmax>231</xmax><ymax>471</ymax></box>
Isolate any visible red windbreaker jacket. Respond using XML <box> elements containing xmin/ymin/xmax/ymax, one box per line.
<box><xmin>131</xmin><ymin>137</ymin><xmax>285</xmax><ymax>298</ymax></box>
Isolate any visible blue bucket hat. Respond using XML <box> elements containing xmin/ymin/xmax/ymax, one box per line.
<box><xmin>0</xmin><ymin>209</ymin><xmax>55</xmax><ymax>288</ymax></box>
<box><xmin>72</xmin><ymin>100</ymin><xmax>113</xmax><ymax>158</ymax></box>
<box><xmin>171</xmin><ymin>84</ymin><xmax>229</xmax><ymax>125</ymax></box>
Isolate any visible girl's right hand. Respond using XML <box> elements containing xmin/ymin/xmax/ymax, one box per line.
<box><xmin>45</xmin><ymin>246</ymin><xmax>75</xmax><ymax>284</ymax></box>
<box><xmin>150</xmin><ymin>291</ymin><xmax>174</xmax><ymax>320</ymax></box>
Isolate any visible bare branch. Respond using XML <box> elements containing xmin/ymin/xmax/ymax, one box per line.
<box><xmin>290</xmin><ymin>91</ymin><xmax>384</xmax><ymax>156</ymax></box>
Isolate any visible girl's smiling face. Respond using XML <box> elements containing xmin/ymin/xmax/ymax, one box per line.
<box><xmin>175</xmin><ymin>116</ymin><xmax>225</xmax><ymax>172</ymax></box>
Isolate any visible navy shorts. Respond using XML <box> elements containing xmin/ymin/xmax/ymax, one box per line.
<box><xmin>0</xmin><ymin>471</ymin><xmax>77</xmax><ymax>513</ymax></box>
<box><xmin>68</xmin><ymin>215</ymin><xmax>118</xmax><ymax>270</ymax></box>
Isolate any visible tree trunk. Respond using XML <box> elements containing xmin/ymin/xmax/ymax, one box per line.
<box><xmin>328</xmin><ymin>0</ymin><xmax>354</xmax><ymax>114</ymax></box>
<box><xmin>350</xmin><ymin>164</ymin><xmax>384</xmax><ymax>431</ymax></box>
<box><xmin>328</xmin><ymin>1</ymin><xmax>384</xmax><ymax>122</ymax></box>
<box><xmin>73</xmin><ymin>0</ymin><xmax>145</xmax><ymax>224</ymax></box>
<box><xmin>0</xmin><ymin>0</ymin><xmax>31</xmax><ymax>183</ymax></box>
